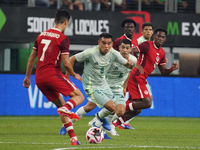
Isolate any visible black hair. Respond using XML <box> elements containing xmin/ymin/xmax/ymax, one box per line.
<box><xmin>55</xmin><ymin>9</ymin><xmax>70</xmax><ymax>24</ymax></box>
<box><xmin>142</xmin><ymin>22</ymin><xmax>153</xmax><ymax>30</ymax></box>
<box><xmin>120</xmin><ymin>39</ymin><xmax>132</xmax><ymax>47</ymax></box>
<box><xmin>99</xmin><ymin>33</ymin><xmax>113</xmax><ymax>40</ymax></box>
<box><xmin>154</xmin><ymin>28</ymin><xmax>167</xmax><ymax>35</ymax></box>
<box><xmin>121</xmin><ymin>18</ymin><xmax>136</xmax><ymax>28</ymax></box>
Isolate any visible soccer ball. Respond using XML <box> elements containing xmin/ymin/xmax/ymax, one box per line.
<box><xmin>86</xmin><ymin>127</ymin><xmax>104</xmax><ymax>144</ymax></box>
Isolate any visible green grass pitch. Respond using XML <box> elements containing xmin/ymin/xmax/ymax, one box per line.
<box><xmin>0</xmin><ymin>116</ymin><xmax>199</xmax><ymax>150</ymax></box>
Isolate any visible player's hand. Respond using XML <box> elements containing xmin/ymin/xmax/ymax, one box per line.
<box><xmin>171</xmin><ymin>62</ymin><xmax>179</xmax><ymax>70</ymax></box>
<box><xmin>23</xmin><ymin>77</ymin><xmax>30</xmax><ymax>88</ymax></box>
<box><xmin>73</xmin><ymin>73</ymin><xmax>82</xmax><ymax>82</ymax></box>
<box><xmin>135</xmin><ymin>64</ymin><xmax>144</xmax><ymax>74</ymax></box>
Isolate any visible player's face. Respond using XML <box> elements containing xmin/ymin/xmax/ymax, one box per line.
<box><xmin>123</xmin><ymin>23</ymin><xmax>135</xmax><ymax>37</ymax></box>
<box><xmin>142</xmin><ymin>26</ymin><xmax>153</xmax><ymax>40</ymax></box>
<box><xmin>153</xmin><ymin>31</ymin><xmax>166</xmax><ymax>48</ymax></box>
<box><xmin>98</xmin><ymin>37</ymin><xmax>113</xmax><ymax>55</ymax></box>
<box><xmin>119</xmin><ymin>43</ymin><xmax>131</xmax><ymax>59</ymax></box>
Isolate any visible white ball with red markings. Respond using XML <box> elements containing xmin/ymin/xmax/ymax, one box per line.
<box><xmin>86</xmin><ymin>127</ymin><xmax>104</xmax><ymax>144</ymax></box>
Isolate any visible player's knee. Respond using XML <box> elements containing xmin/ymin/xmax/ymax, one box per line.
<box><xmin>143</xmin><ymin>98</ymin><xmax>152</xmax><ymax>108</ymax></box>
<box><xmin>116</xmin><ymin>109</ymin><xmax>125</xmax><ymax>117</ymax></box>
<box><xmin>83</xmin><ymin>105</ymin><xmax>94</xmax><ymax>112</ymax></box>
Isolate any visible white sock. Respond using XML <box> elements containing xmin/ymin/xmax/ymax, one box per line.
<box><xmin>106</xmin><ymin>114</ymin><xmax>114</xmax><ymax>124</ymax></box>
<box><xmin>98</xmin><ymin>107</ymin><xmax>113</xmax><ymax>119</ymax></box>
<box><xmin>75</xmin><ymin>107</ymin><xmax>86</xmax><ymax>118</ymax></box>
<box><xmin>111</xmin><ymin>113</ymin><xmax>120</xmax><ymax>123</ymax></box>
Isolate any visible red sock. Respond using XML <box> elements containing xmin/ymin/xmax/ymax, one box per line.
<box><xmin>64</xmin><ymin>122</ymin><xmax>76</xmax><ymax>139</ymax></box>
<box><xmin>63</xmin><ymin>99</ymin><xmax>76</xmax><ymax>110</ymax></box>
<box><xmin>126</xmin><ymin>102</ymin><xmax>135</xmax><ymax>111</ymax></box>
<box><xmin>113</xmin><ymin>117</ymin><xmax>126</xmax><ymax>127</ymax></box>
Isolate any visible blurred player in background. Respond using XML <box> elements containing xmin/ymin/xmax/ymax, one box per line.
<box><xmin>113</xmin><ymin>28</ymin><xmax>179</xmax><ymax>128</ymax></box>
<box><xmin>23</xmin><ymin>9</ymin><xmax>84</xmax><ymax>145</ymax></box>
<box><xmin>113</xmin><ymin>18</ymin><xmax>138</xmax><ymax>51</ymax></box>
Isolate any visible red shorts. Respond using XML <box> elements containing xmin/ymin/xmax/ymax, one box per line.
<box><xmin>127</xmin><ymin>70</ymin><xmax>150</xmax><ymax>100</ymax></box>
<box><xmin>37</xmin><ymin>75</ymin><xmax>77</xmax><ymax>102</ymax></box>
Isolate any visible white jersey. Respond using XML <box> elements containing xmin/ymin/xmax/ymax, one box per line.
<box><xmin>137</xmin><ymin>36</ymin><xmax>147</xmax><ymax>45</ymax></box>
<box><xmin>75</xmin><ymin>45</ymin><xmax>127</xmax><ymax>90</ymax></box>
<box><xmin>106</xmin><ymin>54</ymin><xmax>137</xmax><ymax>92</ymax></box>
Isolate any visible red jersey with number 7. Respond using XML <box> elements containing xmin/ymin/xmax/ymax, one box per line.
<box><xmin>134</xmin><ymin>41</ymin><xmax>166</xmax><ymax>79</ymax></box>
<box><xmin>33</xmin><ymin>28</ymin><xmax>70</xmax><ymax>84</ymax></box>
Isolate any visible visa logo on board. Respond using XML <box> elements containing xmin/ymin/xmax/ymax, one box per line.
<box><xmin>28</xmin><ymin>84</ymin><xmax>56</xmax><ymax>109</ymax></box>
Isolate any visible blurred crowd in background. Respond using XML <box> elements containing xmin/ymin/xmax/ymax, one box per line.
<box><xmin>0</xmin><ymin>0</ymin><xmax>197</xmax><ymax>13</ymax></box>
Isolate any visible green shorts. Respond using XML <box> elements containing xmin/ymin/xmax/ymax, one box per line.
<box><xmin>111</xmin><ymin>88</ymin><xmax>126</xmax><ymax>106</ymax></box>
<box><xmin>85</xmin><ymin>86</ymin><xmax>115</xmax><ymax>108</ymax></box>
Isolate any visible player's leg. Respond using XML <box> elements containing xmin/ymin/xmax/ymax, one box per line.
<box><xmin>126</xmin><ymin>74</ymin><xmax>152</xmax><ymax>111</ymax></box>
<box><xmin>37</xmin><ymin>81</ymin><xmax>81</xmax><ymax>145</ymax></box>
<box><xmin>56</xmin><ymin>76</ymin><xmax>84</xmax><ymax>118</ymax></box>
<box><xmin>94</xmin><ymin>101</ymin><xmax>115</xmax><ymax>130</ymax></box>
<box><xmin>113</xmin><ymin>109</ymin><xmax>142</xmax><ymax>128</ymax></box>
<box><xmin>85</xmin><ymin>87</ymin><xmax>115</xmax><ymax>131</ymax></box>
<box><xmin>53</xmin><ymin>95</ymin><xmax>81</xmax><ymax>145</ymax></box>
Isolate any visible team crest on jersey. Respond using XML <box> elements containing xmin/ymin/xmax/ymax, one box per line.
<box><xmin>156</xmin><ymin>56</ymin><xmax>159</xmax><ymax>62</ymax></box>
<box><xmin>144</xmin><ymin>90</ymin><xmax>149</xmax><ymax>95</ymax></box>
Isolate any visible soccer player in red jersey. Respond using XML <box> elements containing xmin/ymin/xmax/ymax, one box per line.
<box><xmin>113</xmin><ymin>18</ymin><xmax>138</xmax><ymax>52</ymax></box>
<box><xmin>23</xmin><ymin>10</ymin><xmax>84</xmax><ymax>145</ymax></box>
<box><xmin>113</xmin><ymin>28</ymin><xmax>179</xmax><ymax>127</ymax></box>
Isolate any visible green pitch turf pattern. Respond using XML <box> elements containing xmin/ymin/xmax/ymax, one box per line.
<box><xmin>0</xmin><ymin>116</ymin><xmax>199</xmax><ymax>150</ymax></box>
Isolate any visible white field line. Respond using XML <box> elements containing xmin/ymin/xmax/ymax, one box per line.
<box><xmin>0</xmin><ymin>141</ymin><xmax>199</xmax><ymax>149</ymax></box>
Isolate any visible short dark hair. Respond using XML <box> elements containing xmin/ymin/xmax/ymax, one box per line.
<box><xmin>121</xmin><ymin>18</ymin><xmax>136</xmax><ymax>28</ymax></box>
<box><xmin>99</xmin><ymin>33</ymin><xmax>113</xmax><ymax>40</ymax></box>
<box><xmin>55</xmin><ymin>9</ymin><xmax>70</xmax><ymax>24</ymax></box>
<box><xmin>142</xmin><ymin>22</ymin><xmax>153</xmax><ymax>30</ymax></box>
<box><xmin>120</xmin><ymin>39</ymin><xmax>132</xmax><ymax>47</ymax></box>
<box><xmin>154</xmin><ymin>28</ymin><xmax>168</xmax><ymax>35</ymax></box>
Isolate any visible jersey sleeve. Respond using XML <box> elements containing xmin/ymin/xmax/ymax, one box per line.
<box><xmin>75</xmin><ymin>48</ymin><xmax>91</xmax><ymax>62</ymax></box>
<box><xmin>159</xmin><ymin>52</ymin><xmax>166</xmax><ymax>66</ymax></box>
<box><xmin>137</xmin><ymin>41</ymin><xmax>150</xmax><ymax>54</ymax></box>
<box><xmin>129</xmin><ymin>54</ymin><xmax>137</xmax><ymax>65</ymax></box>
<box><xmin>60</xmin><ymin>37</ymin><xmax>70</xmax><ymax>55</ymax></box>
<box><xmin>112</xmin><ymin>49</ymin><xmax>127</xmax><ymax>65</ymax></box>
<box><xmin>112</xmin><ymin>38</ymin><xmax>121</xmax><ymax>51</ymax></box>
<box><xmin>33</xmin><ymin>39</ymin><xmax>38</xmax><ymax>51</ymax></box>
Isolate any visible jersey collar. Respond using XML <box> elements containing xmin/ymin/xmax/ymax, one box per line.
<box><xmin>153</xmin><ymin>40</ymin><xmax>159</xmax><ymax>49</ymax></box>
<box><xmin>52</xmin><ymin>27</ymin><xmax>61</xmax><ymax>32</ymax></box>
<box><xmin>124</xmin><ymin>34</ymin><xmax>132</xmax><ymax>41</ymax></box>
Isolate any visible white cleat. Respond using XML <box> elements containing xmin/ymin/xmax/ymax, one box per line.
<box><xmin>88</xmin><ymin>117</ymin><xmax>98</xmax><ymax>127</ymax></box>
<box><xmin>107</xmin><ymin>123</ymin><xmax>119</xmax><ymax>136</ymax></box>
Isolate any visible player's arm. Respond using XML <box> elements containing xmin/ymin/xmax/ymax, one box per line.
<box><xmin>158</xmin><ymin>62</ymin><xmax>179</xmax><ymax>76</ymax></box>
<box><xmin>123</xmin><ymin>72</ymin><xmax>131</xmax><ymax>96</ymax></box>
<box><xmin>65</xmin><ymin>55</ymin><xmax>77</xmax><ymax>78</ymax></box>
<box><xmin>130</xmin><ymin>46</ymin><xmax>139</xmax><ymax>55</ymax></box>
<box><xmin>62</xmin><ymin>54</ymin><xmax>82</xmax><ymax>81</ymax></box>
<box><xmin>23</xmin><ymin>49</ymin><xmax>38</xmax><ymax>88</ymax></box>
<box><xmin>124</xmin><ymin>59</ymin><xmax>134</xmax><ymax>69</ymax></box>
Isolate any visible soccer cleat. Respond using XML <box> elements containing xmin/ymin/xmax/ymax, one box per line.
<box><xmin>57</xmin><ymin>107</ymin><xmax>80</xmax><ymax>121</ymax></box>
<box><xmin>107</xmin><ymin>124</ymin><xmax>119</xmax><ymax>136</ymax></box>
<box><xmin>60</xmin><ymin>126</ymin><xmax>67</xmax><ymax>135</ymax></box>
<box><xmin>95</xmin><ymin>113</ymin><xmax>111</xmax><ymax>131</ymax></box>
<box><xmin>118</xmin><ymin>123</ymin><xmax>135</xmax><ymax>130</ymax></box>
<box><xmin>88</xmin><ymin>117</ymin><xmax>97</xmax><ymax>127</ymax></box>
<box><xmin>104</xmin><ymin>133</ymin><xmax>113</xmax><ymax>140</ymax></box>
<box><xmin>70</xmin><ymin>138</ymin><xmax>81</xmax><ymax>145</ymax></box>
